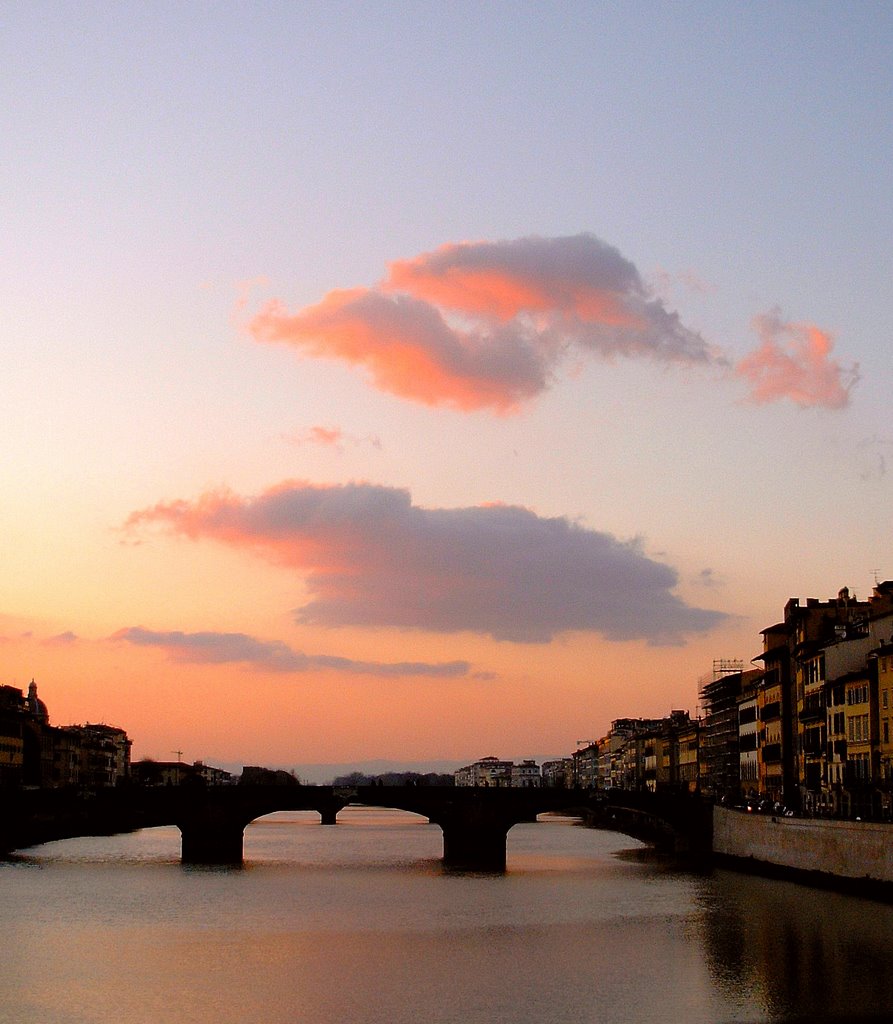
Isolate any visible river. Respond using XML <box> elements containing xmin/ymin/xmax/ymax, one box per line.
<box><xmin>2</xmin><ymin>807</ymin><xmax>892</xmax><ymax>1024</ymax></box>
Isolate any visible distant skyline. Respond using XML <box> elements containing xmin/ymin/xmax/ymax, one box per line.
<box><xmin>2</xmin><ymin>3</ymin><xmax>891</xmax><ymax>770</ymax></box>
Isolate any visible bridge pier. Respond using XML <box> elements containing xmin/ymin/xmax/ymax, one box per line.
<box><xmin>318</xmin><ymin>793</ymin><xmax>350</xmax><ymax>824</ymax></box>
<box><xmin>440</xmin><ymin>821</ymin><xmax>510</xmax><ymax>871</ymax></box>
<box><xmin>179</xmin><ymin>821</ymin><xmax>245</xmax><ymax>865</ymax></box>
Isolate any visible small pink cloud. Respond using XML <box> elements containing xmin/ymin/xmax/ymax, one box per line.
<box><xmin>308</xmin><ymin>425</ymin><xmax>343</xmax><ymax>446</ymax></box>
<box><xmin>284</xmin><ymin>425</ymin><xmax>382</xmax><ymax>452</ymax></box>
<box><xmin>736</xmin><ymin>309</ymin><xmax>858</xmax><ymax>409</ymax></box>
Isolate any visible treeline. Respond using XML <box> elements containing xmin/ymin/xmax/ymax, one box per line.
<box><xmin>331</xmin><ymin>771</ymin><xmax>455</xmax><ymax>787</ymax></box>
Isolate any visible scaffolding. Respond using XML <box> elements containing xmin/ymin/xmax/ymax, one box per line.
<box><xmin>711</xmin><ymin>658</ymin><xmax>744</xmax><ymax>680</ymax></box>
<box><xmin>698</xmin><ymin>659</ymin><xmax>745</xmax><ymax>799</ymax></box>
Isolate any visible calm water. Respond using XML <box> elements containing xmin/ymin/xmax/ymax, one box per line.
<box><xmin>3</xmin><ymin>807</ymin><xmax>892</xmax><ymax>1024</ymax></box>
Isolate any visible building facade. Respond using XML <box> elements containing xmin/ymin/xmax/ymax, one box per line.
<box><xmin>0</xmin><ymin>680</ymin><xmax>131</xmax><ymax>789</ymax></box>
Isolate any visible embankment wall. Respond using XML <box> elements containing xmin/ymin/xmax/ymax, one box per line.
<box><xmin>713</xmin><ymin>805</ymin><xmax>893</xmax><ymax>895</ymax></box>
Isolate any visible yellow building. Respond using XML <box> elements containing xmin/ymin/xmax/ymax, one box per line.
<box><xmin>675</xmin><ymin>720</ymin><xmax>701</xmax><ymax>793</ymax></box>
<box><xmin>843</xmin><ymin>670</ymin><xmax>875</xmax><ymax>818</ymax></box>
<box><xmin>796</xmin><ymin>649</ymin><xmax>826</xmax><ymax>802</ymax></box>
<box><xmin>875</xmin><ymin>645</ymin><xmax>893</xmax><ymax>814</ymax></box>
<box><xmin>756</xmin><ymin>634</ymin><xmax>785</xmax><ymax>804</ymax></box>
<box><xmin>824</xmin><ymin>676</ymin><xmax>847</xmax><ymax>813</ymax></box>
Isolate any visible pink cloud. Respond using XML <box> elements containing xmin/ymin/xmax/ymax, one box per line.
<box><xmin>736</xmin><ymin>309</ymin><xmax>859</xmax><ymax>409</ymax></box>
<box><xmin>284</xmin><ymin>424</ymin><xmax>382</xmax><ymax>452</ymax></box>
<box><xmin>385</xmin><ymin>235</ymin><xmax>646</xmax><ymax>325</ymax></box>
<box><xmin>249</xmin><ymin>234</ymin><xmax>716</xmax><ymax>413</ymax></box>
<box><xmin>252</xmin><ymin>287</ymin><xmax>548</xmax><ymax>413</ymax></box>
<box><xmin>126</xmin><ymin>480</ymin><xmax>725</xmax><ymax>645</ymax></box>
<box><xmin>308</xmin><ymin>425</ymin><xmax>343</xmax><ymax>446</ymax></box>
<box><xmin>111</xmin><ymin>627</ymin><xmax>470</xmax><ymax>678</ymax></box>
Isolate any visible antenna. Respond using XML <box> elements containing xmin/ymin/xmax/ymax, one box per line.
<box><xmin>871</xmin><ymin>568</ymin><xmax>881</xmax><ymax>587</ymax></box>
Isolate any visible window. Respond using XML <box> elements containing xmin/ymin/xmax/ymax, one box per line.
<box><xmin>739</xmin><ymin>704</ymin><xmax>757</xmax><ymax>724</ymax></box>
<box><xmin>804</xmin><ymin>655</ymin><xmax>825</xmax><ymax>686</ymax></box>
<box><xmin>884</xmin><ymin>689</ymin><xmax>889</xmax><ymax>710</ymax></box>
<box><xmin>853</xmin><ymin>713</ymin><xmax>870</xmax><ymax>742</ymax></box>
<box><xmin>847</xmin><ymin>753</ymin><xmax>871</xmax><ymax>782</ymax></box>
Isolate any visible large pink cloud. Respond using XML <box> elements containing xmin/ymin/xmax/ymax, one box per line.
<box><xmin>249</xmin><ymin>234</ymin><xmax>717</xmax><ymax>412</ymax></box>
<box><xmin>736</xmin><ymin>309</ymin><xmax>859</xmax><ymax>409</ymax></box>
<box><xmin>126</xmin><ymin>481</ymin><xmax>725</xmax><ymax>645</ymax></box>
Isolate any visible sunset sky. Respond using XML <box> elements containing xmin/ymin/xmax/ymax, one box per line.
<box><xmin>3</xmin><ymin>3</ymin><xmax>891</xmax><ymax>778</ymax></box>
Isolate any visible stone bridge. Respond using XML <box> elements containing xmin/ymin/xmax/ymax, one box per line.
<box><xmin>2</xmin><ymin>785</ymin><xmax>713</xmax><ymax>870</ymax></box>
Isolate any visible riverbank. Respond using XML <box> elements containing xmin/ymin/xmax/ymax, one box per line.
<box><xmin>712</xmin><ymin>804</ymin><xmax>893</xmax><ymax>901</ymax></box>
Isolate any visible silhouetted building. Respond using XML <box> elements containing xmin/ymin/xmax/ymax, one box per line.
<box><xmin>511</xmin><ymin>760</ymin><xmax>541</xmax><ymax>787</ymax></box>
<box><xmin>239</xmin><ymin>765</ymin><xmax>296</xmax><ymax>786</ymax></box>
<box><xmin>455</xmin><ymin>756</ymin><xmax>513</xmax><ymax>787</ymax></box>
<box><xmin>0</xmin><ymin>680</ymin><xmax>50</xmax><ymax>786</ymax></box>
<box><xmin>541</xmin><ymin>759</ymin><xmax>573</xmax><ymax>787</ymax></box>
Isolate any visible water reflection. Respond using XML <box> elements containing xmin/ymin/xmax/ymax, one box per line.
<box><xmin>699</xmin><ymin>868</ymin><xmax>893</xmax><ymax>1022</ymax></box>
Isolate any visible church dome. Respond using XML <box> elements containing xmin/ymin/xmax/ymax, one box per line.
<box><xmin>27</xmin><ymin>679</ymin><xmax>49</xmax><ymax>724</ymax></box>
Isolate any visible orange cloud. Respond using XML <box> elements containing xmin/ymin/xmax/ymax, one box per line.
<box><xmin>737</xmin><ymin>309</ymin><xmax>859</xmax><ymax>409</ymax></box>
<box><xmin>248</xmin><ymin>234</ymin><xmax>715</xmax><ymax>412</ymax></box>
<box><xmin>126</xmin><ymin>480</ymin><xmax>726</xmax><ymax>645</ymax></box>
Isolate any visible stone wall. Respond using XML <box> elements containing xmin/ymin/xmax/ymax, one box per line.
<box><xmin>713</xmin><ymin>805</ymin><xmax>893</xmax><ymax>887</ymax></box>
